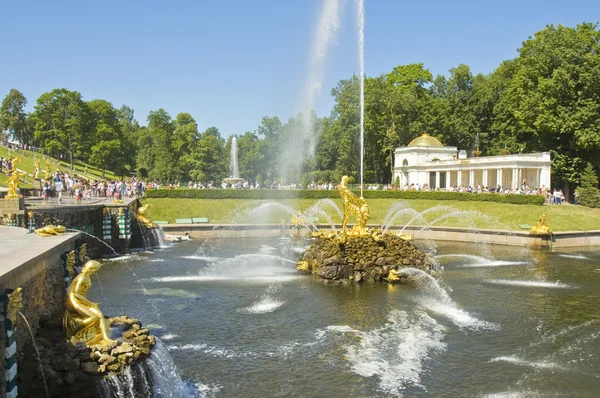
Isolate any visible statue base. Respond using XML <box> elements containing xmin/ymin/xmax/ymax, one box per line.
<box><xmin>0</xmin><ymin>196</ymin><xmax>24</xmax><ymax>212</ymax></box>
<box><xmin>297</xmin><ymin>230</ymin><xmax>438</xmax><ymax>284</ymax></box>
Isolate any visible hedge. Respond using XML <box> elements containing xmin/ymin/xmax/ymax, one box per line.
<box><xmin>145</xmin><ymin>188</ymin><xmax>545</xmax><ymax>205</ymax></box>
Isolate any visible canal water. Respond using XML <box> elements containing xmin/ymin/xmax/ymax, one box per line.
<box><xmin>91</xmin><ymin>238</ymin><xmax>600</xmax><ymax>397</ymax></box>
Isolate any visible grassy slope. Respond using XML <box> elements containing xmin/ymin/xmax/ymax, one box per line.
<box><xmin>0</xmin><ymin>146</ymin><xmax>120</xmax><ymax>188</ymax></box>
<box><xmin>143</xmin><ymin>198</ymin><xmax>600</xmax><ymax>232</ymax></box>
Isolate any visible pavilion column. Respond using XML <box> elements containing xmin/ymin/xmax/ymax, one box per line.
<box><xmin>511</xmin><ymin>168</ymin><xmax>518</xmax><ymax>189</ymax></box>
<box><xmin>537</xmin><ymin>168</ymin><xmax>542</xmax><ymax>188</ymax></box>
<box><xmin>435</xmin><ymin>171</ymin><xmax>440</xmax><ymax>189</ymax></box>
<box><xmin>483</xmin><ymin>169</ymin><xmax>488</xmax><ymax>187</ymax></box>
<box><xmin>469</xmin><ymin>170</ymin><xmax>475</xmax><ymax>187</ymax></box>
<box><xmin>457</xmin><ymin>170</ymin><xmax>463</xmax><ymax>187</ymax></box>
<box><xmin>445</xmin><ymin>171</ymin><xmax>451</xmax><ymax>189</ymax></box>
<box><xmin>497</xmin><ymin>169</ymin><xmax>502</xmax><ymax>188</ymax></box>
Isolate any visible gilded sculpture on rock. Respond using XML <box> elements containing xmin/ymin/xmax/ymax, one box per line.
<box><xmin>338</xmin><ymin>175</ymin><xmax>370</xmax><ymax>235</ymax></box>
<box><xmin>63</xmin><ymin>260</ymin><xmax>115</xmax><ymax>345</ymax></box>
<box><xmin>137</xmin><ymin>204</ymin><xmax>156</xmax><ymax>228</ymax></box>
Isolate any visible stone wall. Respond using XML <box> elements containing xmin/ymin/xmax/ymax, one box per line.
<box><xmin>0</xmin><ymin>232</ymin><xmax>80</xmax><ymax>398</ymax></box>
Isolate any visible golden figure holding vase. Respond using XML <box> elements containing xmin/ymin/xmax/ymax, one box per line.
<box><xmin>63</xmin><ymin>260</ymin><xmax>115</xmax><ymax>345</ymax></box>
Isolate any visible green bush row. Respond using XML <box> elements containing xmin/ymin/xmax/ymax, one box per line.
<box><xmin>145</xmin><ymin>188</ymin><xmax>545</xmax><ymax>205</ymax></box>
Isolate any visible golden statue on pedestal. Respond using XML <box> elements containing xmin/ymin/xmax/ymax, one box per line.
<box><xmin>137</xmin><ymin>204</ymin><xmax>156</xmax><ymax>228</ymax></box>
<box><xmin>6</xmin><ymin>157</ymin><xmax>21</xmax><ymax>199</ymax></box>
<box><xmin>63</xmin><ymin>260</ymin><xmax>115</xmax><ymax>345</ymax></box>
<box><xmin>530</xmin><ymin>214</ymin><xmax>551</xmax><ymax>235</ymax></box>
<box><xmin>338</xmin><ymin>175</ymin><xmax>370</xmax><ymax>236</ymax></box>
<box><xmin>34</xmin><ymin>159</ymin><xmax>40</xmax><ymax>179</ymax></box>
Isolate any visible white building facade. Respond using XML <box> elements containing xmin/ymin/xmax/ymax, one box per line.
<box><xmin>392</xmin><ymin>134</ymin><xmax>551</xmax><ymax>190</ymax></box>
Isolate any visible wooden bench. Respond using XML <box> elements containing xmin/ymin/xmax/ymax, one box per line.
<box><xmin>518</xmin><ymin>224</ymin><xmax>532</xmax><ymax>230</ymax></box>
<box><xmin>175</xmin><ymin>218</ymin><xmax>193</xmax><ymax>224</ymax></box>
<box><xmin>154</xmin><ymin>220</ymin><xmax>169</xmax><ymax>225</ymax></box>
<box><xmin>192</xmin><ymin>217</ymin><xmax>209</xmax><ymax>224</ymax></box>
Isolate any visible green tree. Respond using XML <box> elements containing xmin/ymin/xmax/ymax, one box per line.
<box><xmin>575</xmin><ymin>163</ymin><xmax>600</xmax><ymax>207</ymax></box>
<box><xmin>88</xmin><ymin>99</ymin><xmax>126</xmax><ymax>178</ymax></box>
<box><xmin>502</xmin><ymin>23</ymin><xmax>600</xmax><ymax>194</ymax></box>
<box><xmin>32</xmin><ymin>89</ymin><xmax>90</xmax><ymax>171</ymax></box>
<box><xmin>0</xmin><ymin>89</ymin><xmax>33</xmax><ymax>145</ymax></box>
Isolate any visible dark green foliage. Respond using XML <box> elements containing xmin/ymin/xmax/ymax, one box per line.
<box><xmin>145</xmin><ymin>188</ymin><xmax>545</xmax><ymax>205</ymax></box>
<box><xmin>575</xmin><ymin>164</ymin><xmax>600</xmax><ymax>207</ymax></box>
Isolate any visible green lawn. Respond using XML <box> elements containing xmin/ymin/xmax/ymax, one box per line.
<box><xmin>0</xmin><ymin>146</ymin><xmax>121</xmax><ymax>189</ymax></box>
<box><xmin>143</xmin><ymin>198</ymin><xmax>600</xmax><ymax>232</ymax></box>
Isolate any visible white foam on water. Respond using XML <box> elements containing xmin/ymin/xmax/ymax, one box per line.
<box><xmin>486</xmin><ymin>279</ymin><xmax>572</xmax><ymax>288</ymax></box>
<box><xmin>490</xmin><ymin>355</ymin><xmax>564</xmax><ymax>371</ymax></box>
<box><xmin>150</xmin><ymin>259</ymin><xmax>165</xmax><ymax>262</ymax></box>
<box><xmin>399</xmin><ymin>268</ymin><xmax>497</xmax><ymax>331</ymax></box>
<box><xmin>166</xmin><ymin>343</ymin><xmax>254</xmax><ymax>359</ymax></box>
<box><xmin>181</xmin><ymin>255</ymin><xmax>223</xmax><ymax>262</ymax></box>
<box><xmin>418</xmin><ymin>299</ymin><xmax>498</xmax><ymax>331</ymax></box>
<box><xmin>195</xmin><ymin>382</ymin><xmax>222</xmax><ymax>397</ymax></box>
<box><xmin>557</xmin><ymin>254</ymin><xmax>588</xmax><ymax>260</ymax></box>
<box><xmin>436</xmin><ymin>254</ymin><xmax>527</xmax><ymax>268</ymax></box>
<box><xmin>291</xmin><ymin>246</ymin><xmax>308</xmax><ymax>254</ymax></box>
<box><xmin>160</xmin><ymin>333</ymin><xmax>179</xmax><ymax>341</ymax></box>
<box><xmin>329</xmin><ymin>310</ymin><xmax>446</xmax><ymax>397</ymax></box>
<box><xmin>240</xmin><ymin>297</ymin><xmax>285</xmax><ymax>314</ymax></box>
<box><xmin>258</xmin><ymin>245</ymin><xmax>277</xmax><ymax>254</ymax></box>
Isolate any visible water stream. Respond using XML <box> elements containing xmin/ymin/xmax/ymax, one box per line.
<box><xmin>18</xmin><ymin>311</ymin><xmax>49</xmax><ymax>398</ymax></box>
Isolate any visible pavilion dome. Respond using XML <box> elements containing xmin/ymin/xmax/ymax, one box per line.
<box><xmin>407</xmin><ymin>133</ymin><xmax>443</xmax><ymax>147</ymax></box>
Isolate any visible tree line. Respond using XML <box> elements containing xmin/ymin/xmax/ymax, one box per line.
<box><xmin>1</xmin><ymin>23</ymin><xmax>600</xmax><ymax>192</ymax></box>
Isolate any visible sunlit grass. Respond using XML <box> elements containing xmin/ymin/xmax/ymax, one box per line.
<box><xmin>0</xmin><ymin>146</ymin><xmax>121</xmax><ymax>189</ymax></box>
<box><xmin>143</xmin><ymin>198</ymin><xmax>600</xmax><ymax>232</ymax></box>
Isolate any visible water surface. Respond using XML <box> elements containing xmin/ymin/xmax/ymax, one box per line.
<box><xmin>91</xmin><ymin>238</ymin><xmax>600</xmax><ymax>397</ymax></box>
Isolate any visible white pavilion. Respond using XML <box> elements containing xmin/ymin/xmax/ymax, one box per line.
<box><xmin>392</xmin><ymin>134</ymin><xmax>551</xmax><ymax>190</ymax></box>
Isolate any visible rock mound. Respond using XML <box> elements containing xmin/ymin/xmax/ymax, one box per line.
<box><xmin>298</xmin><ymin>232</ymin><xmax>437</xmax><ymax>283</ymax></box>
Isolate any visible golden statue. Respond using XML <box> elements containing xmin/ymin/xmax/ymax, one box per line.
<box><xmin>530</xmin><ymin>214</ymin><xmax>551</xmax><ymax>235</ymax></box>
<box><xmin>66</xmin><ymin>250</ymin><xmax>76</xmax><ymax>277</ymax></box>
<box><xmin>7</xmin><ymin>287</ymin><xmax>23</xmax><ymax>325</ymax></box>
<box><xmin>6</xmin><ymin>157</ymin><xmax>21</xmax><ymax>199</ymax></box>
<box><xmin>44</xmin><ymin>158</ymin><xmax>51</xmax><ymax>179</ymax></box>
<box><xmin>387</xmin><ymin>269</ymin><xmax>400</xmax><ymax>282</ymax></box>
<box><xmin>35</xmin><ymin>225</ymin><xmax>67</xmax><ymax>236</ymax></box>
<box><xmin>338</xmin><ymin>175</ymin><xmax>370</xmax><ymax>235</ymax></box>
<box><xmin>79</xmin><ymin>243</ymin><xmax>88</xmax><ymax>263</ymax></box>
<box><xmin>63</xmin><ymin>260</ymin><xmax>115</xmax><ymax>345</ymax></box>
<box><xmin>34</xmin><ymin>159</ymin><xmax>40</xmax><ymax>179</ymax></box>
<box><xmin>137</xmin><ymin>204</ymin><xmax>156</xmax><ymax>228</ymax></box>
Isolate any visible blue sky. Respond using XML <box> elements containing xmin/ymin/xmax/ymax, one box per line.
<box><xmin>1</xmin><ymin>0</ymin><xmax>598</xmax><ymax>136</ymax></box>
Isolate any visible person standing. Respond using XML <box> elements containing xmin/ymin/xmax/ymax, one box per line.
<box><xmin>55</xmin><ymin>177</ymin><xmax>64</xmax><ymax>204</ymax></box>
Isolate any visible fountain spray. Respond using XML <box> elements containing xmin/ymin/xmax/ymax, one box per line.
<box><xmin>357</xmin><ymin>0</ymin><xmax>365</xmax><ymax>197</ymax></box>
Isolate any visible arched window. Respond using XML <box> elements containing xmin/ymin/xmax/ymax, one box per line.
<box><xmin>402</xmin><ymin>159</ymin><xmax>408</xmax><ymax>166</ymax></box>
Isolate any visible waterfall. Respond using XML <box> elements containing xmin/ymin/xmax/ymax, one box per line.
<box><xmin>230</xmin><ymin>136</ymin><xmax>239</xmax><ymax>179</ymax></box>
<box><xmin>98</xmin><ymin>338</ymin><xmax>194</xmax><ymax>397</ymax></box>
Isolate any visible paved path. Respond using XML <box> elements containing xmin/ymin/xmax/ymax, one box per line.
<box><xmin>0</xmin><ymin>226</ymin><xmax>80</xmax><ymax>287</ymax></box>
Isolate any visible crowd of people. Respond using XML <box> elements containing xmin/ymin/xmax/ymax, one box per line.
<box><xmin>38</xmin><ymin>172</ymin><xmax>147</xmax><ymax>204</ymax></box>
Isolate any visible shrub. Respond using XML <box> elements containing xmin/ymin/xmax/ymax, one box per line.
<box><xmin>145</xmin><ymin>188</ymin><xmax>545</xmax><ymax>204</ymax></box>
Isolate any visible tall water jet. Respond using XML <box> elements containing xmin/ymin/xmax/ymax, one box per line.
<box><xmin>357</xmin><ymin>0</ymin><xmax>365</xmax><ymax>197</ymax></box>
<box><xmin>230</xmin><ymin>136</ymin><xmax>239</xmax><ymax>179</ymax></box>
<box><xmin>279</xmin><ymin>0</ymin><xmax>341</xmax><ymax>181</ymax></box>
